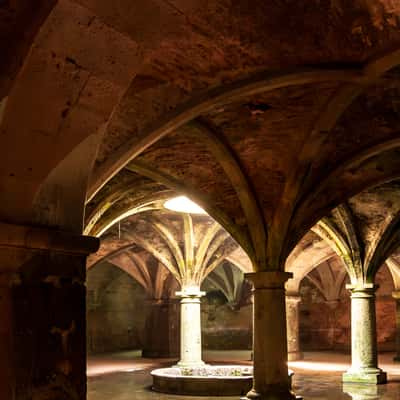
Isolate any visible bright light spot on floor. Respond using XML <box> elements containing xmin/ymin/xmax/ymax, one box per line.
<box><xmin>164</xmin><ymin>196</ymin><xmax>207</xmax><ymax>215</ymax></box>
<box><xmin>289</xmin><ymin>361</ymin><xmax>348</xmax><ymax>372</ymax></box>
<box><xmin>87</xmin><ymin>364</ymin><xmax>144</xmax><ymax>377</ymax></box>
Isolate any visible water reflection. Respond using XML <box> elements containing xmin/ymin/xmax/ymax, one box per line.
<box><xmin>343</xmin><ymin>383</ymin><xmax>386</xmax><ymax>400</ymax></box>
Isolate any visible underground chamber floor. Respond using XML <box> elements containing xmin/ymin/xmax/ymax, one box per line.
<box><xmin>87</xmin><ymin>351</ymin><xmax>400</xmax><ymax>399</ymax></box>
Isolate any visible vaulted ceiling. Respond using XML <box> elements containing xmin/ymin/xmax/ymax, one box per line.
<box><xmin>1</xmin><ymin>1</ymin><xmax>400</xmax><ymax>272</ymax></box>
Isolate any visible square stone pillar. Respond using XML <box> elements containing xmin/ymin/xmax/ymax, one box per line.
<box><xmin>0</xmin><ymin>222</ymin><xmax>98</xmax><ymax>400</ymax></box>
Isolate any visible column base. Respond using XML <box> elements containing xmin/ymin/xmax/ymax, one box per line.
<box><xmin>241</xmin><ymin>388</ymin><xmax>301</xmax><ymax>400</ymax></box>
<box><xmin>342</xmin><ymin>369</ymin><xmax>387</xmax><ymax>384</ymax></box>
<box><xmin>175</xmin><ymin>360</ymin><xmax>207</xmax><ymax>368</ymax></box>
<box><xmin>288</xmin><ymin>351</ymin><xmax>303</xmax><ymax>361</ymax></box>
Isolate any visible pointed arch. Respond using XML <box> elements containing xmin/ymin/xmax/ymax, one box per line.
<box><xmin>312</xmin><ymin>218</ymin><xmax>361</xmax><ymax>283</ymax></box>
<box><xmin>365</xmin><ymin>212</ymin><xmax>400</xmax><ymax>280</ymax></box>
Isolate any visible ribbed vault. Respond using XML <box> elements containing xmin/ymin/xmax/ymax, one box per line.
<box><xmin>0</xmin><ymin>2</ymin><xmax>399</xmax><ymax>272</ymax></box>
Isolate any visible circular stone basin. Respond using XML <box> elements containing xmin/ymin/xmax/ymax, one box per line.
<box><xmin>151</xmin><ymin>365</ymin><xmax>294</xmax><ymax>396</ymax></box>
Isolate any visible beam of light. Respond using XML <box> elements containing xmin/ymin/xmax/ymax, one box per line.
<box><xmin>164</xmin><ymin>196</ymin><xmax>207</xmax><ymax>215</ymax></box>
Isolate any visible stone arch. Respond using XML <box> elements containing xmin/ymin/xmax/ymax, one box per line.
<box><xmin>285</xmin><ymin>232</ymin><xmax>342</xmax><ymax>294</ymax></box>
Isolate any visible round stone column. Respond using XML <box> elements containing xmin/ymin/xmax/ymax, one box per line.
<box><xmin>392</xmin><ymin>291</ymin><xmax>400</xmax><ymax>362</ymax></box>
<box><xmin>176</xmin><ymin>286</ymin><xmax>206</xmax><ymax>368</ymax></box>
<box><xmin>326</xmin><ymin>299</ymin><xmax>340</xmax><ymax>348</ymax></box>
<box><xmin>343</xmin><ymin>284</ymin><xmax>387</xmax><ymax>384</ymax></box>
<box><xmin>244</xmin><ymin>271</ymin><xmax>297</xmax><ymax>400</ymax></box>
<box><xmin>286</xmin><ymin>294</ymin><xmax>303</xmax><ymax>361</ymax></box>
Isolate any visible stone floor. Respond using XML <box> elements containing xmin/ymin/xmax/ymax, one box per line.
<box><xmin>88</xmin><ymin>351</ymin><xmax>400</xmax><ymax>399</ymax></box>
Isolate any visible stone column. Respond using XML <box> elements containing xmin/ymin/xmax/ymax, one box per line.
<box><xmin>250</xmin><ymin>293</ymin><xmax>254</xmax><ymax>361</ymax></box>
<box><xmin>286</xmin><ymin>294</ymin><xmax>303</xmax><ymax>361</ymax></box>
<box><xmin>0</xmin><ymin>222</ymin><xmax>98</xmax><ymax>400</ymax></box>
<box><xmin>244</xmin><ymin>271</ymin><xmax>297</xmax><ymax>400</ymax></box>
<box><xmin>326</xmin><ymin>299</ymin><xmax>340</xmax><ymax>349</ymax></box>
<box><xmin>343</xmin><ymin>284</ymin><xmax>387</xmax><ymax>384</ymax></box>
<box><xmin>176</xmin><ymin>286</ymin><xmax>206</xmax><ymax>367</ymax></box>
<box><xmin>142</xmin><ymin>298</ymin><xmax>180</xmax><ymax>358</ymax></box>
<box><xmin>392</xmin><ymin>291</ymin><xmax>400</xmax><ymax>362</ymax></box>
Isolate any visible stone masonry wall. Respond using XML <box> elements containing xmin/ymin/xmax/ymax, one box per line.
<box><xmin>201</xmin><ymin>291</ymin><xmax>252</xmax><ymax>350</ymax></box>
<box><xmin>299</xmin><ymin>265</ymin><xmax>396</xmax><ymax>352</ymax></box>
<box><xmin>87</xmin><ymin>265</ymin><xmax>148</xmax><ymax>354</ymax></box>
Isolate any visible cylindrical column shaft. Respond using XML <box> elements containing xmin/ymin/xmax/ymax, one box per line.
<box><xmin>325</xmin><ymin>299</ymin><xmax>340</xmax><ymax>348</ymax></box>
<box><xmin>343</xmin><ymin>284</ymin><xmax>387</xmax><ymax>384</ymax></box>
<box><xmin>176</xmin><ymin>287</ymin><xmax>205</xmax><ymax>367</ymax></box>
<box><xmin>245</xmin><ymin>271</ymin><xmax>297</xmax><ymax>400</ymax></box>
<box><xmin>351</xmin><ymin>288</ymin><xmax>377</xmax><ymax>369</ymax></box>
<box><xmin>286</xmin><ymin>294</ymin><xmax>303</xmax><ymax>361</ymax></box>
<box><xmin>392</xmin><ymin>291</ymin><xmax>400</xmax><ymax>362</ymax></box>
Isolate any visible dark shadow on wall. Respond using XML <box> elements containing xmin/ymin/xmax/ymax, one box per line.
<box><xmin>86</xmin><ymin>261</ymin><xmax>254</xmax><ymax>355</ymax></box>
<box><xmin>201</xmin><ymin>289</ymin><xmax>252</xmax><ymax>350</ymax></box>
<box><xmin>87</xmin><ymin>262</ymin><xmax>148</xmax><ymax>354</ymax></box>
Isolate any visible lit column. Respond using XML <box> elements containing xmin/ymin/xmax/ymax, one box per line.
<box><xmin>176</xmin><ymin>286</ymin><xmax>206</xmax><ymax>367</ymax></box>
<box><xmin>392</xmin><ymin>291</ymin><xmax>400</xmax><ymax>362</ymax></box>
<box><xmin>286</xmin><ymin>294</ymin><xmax>303</xmax><ymax>361</ymax></box>
<box><xmin>343</xmin><ymin>284</ymin><xmax>387</xmax><ymax>384</ymax></box>
<box><xmin>244</xmin><ymin>271</ymin><xmax>297</xmax><ymax>400</ymax></box>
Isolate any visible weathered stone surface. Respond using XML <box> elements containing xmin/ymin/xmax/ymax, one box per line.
<box><xmin>151</xmin><ymin>365</ymin><xmax>254</xmax><ymax>396</ymax></box>
<box><xmin>342</xmin><ymin>285</ymin><xmax>387</xmax><ymax>384</ymax></box>
<box><xmin>1</xmin><ymin>2</ymin><xmax>400</xmax><ymax>399</ymax></box>
<box><xmin>142</xmin><ymin>299</ymin><xmax>180</xmax><ymax>358</ymax></box>
<box><xmin>0</xmin><ymin>225</ymin><xmax>98</xmax><ymax>400</ymax></box>
<box><xmin>87</xmin><ymin>263</ymin><xmax>149</xmax><ymax>354</ymax></box>
<box><xmin>299</xmin><ymin>261</ymin><xmax>396</xmax><ymax>352</ymax></box>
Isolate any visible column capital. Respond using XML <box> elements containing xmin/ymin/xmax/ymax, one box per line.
<box><xmin>285</xmin><ymin>293</ymin><xmax>301</xmax><ymax>303</ymax></box>
<box><xmin>176</xmin><ymin>286</ymin><xmax>205</xmax><ymax>298</ymax></box>
<box><xmin>0</xmin><ymin>222</ymin><xmax>99</xmax><ymax>255</ymax></box>
<box><xmin>346</xmin><ymin>283</ymin><xmax>378</xmax><ymax>298</ymax></box>
<box><xmin>325</xmin><ymin>299</ymin><xmax>340</xmax><ymax>310</ymax></box>
<box><xmin>245</xmin><ymin>271</ymin><xmax>293</xmax><ymax>289</ymax></box>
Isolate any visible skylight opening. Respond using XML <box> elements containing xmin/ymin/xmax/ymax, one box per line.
<box><xmin>164</xmin><ymin>196</ymin><xmax>207</xmax><ymax>215</ymax></box>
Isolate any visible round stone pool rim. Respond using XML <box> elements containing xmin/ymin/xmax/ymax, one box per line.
<box><xmin>151</xmin><ymin>365</ymin><xmax>294</xmax><ymax>396</ymax></box>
